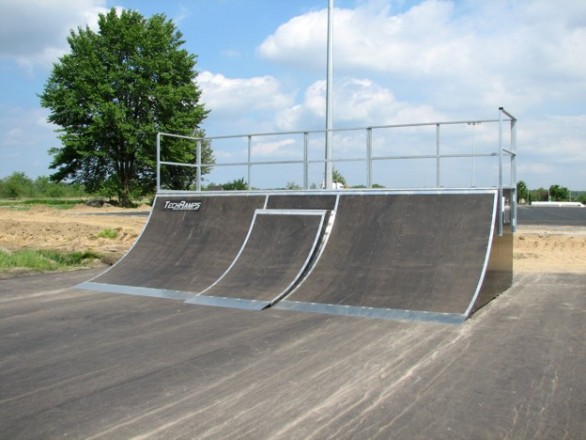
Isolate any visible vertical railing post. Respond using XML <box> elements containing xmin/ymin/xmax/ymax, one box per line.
<box><xmin>196</xmin><ymin>139</ymin><xmax>202</xmax><ymax>192</ymax></box>
<box><xmin>366</xmin><ymin>127</ymin><xmax>373</xmax><ymax>189</ymax></box>
<box><xmin>511</xmin><ymin>116</ymin><xmax>517</xmax><ymax>232</ymax></box>
<box><xmin>435</xmin><ymin>124</ymin><xmax>441</xmax><ymax>187</ymax></box>
<box><xmin>247</xmin><ymin>135</ymin><xmax>252</xmax><ymax>190</ymax></box>
<box><xmin>324</xmin><ymin>0</ymin><xmax>334</xmax><ymax>190</ymax></box>
<box><xmin>156</xmin><ymin>132</ymin><xmax>161</xmax><ymax>192</ymax></box>
<box><xmin>498</xmin><ymin>108</ymin><xmax>504</xmax><ymax>236</ymax></box>
<box><xmin>304</xmin><ymin>132</ymin><xmax>309</xmax><ymax>190</ymax></box>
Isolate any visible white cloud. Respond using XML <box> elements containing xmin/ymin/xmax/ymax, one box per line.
<box><xmin>0</xmin><ymin>0</ymin><xmax>112</xmax><ymax>72</ymax></box>
<box><xmin>258</xmin><ymin>0</ymin><xmax>586</xmax><ymax>114</ymax></box>
<box><xmin>198</xmin><ymin>71</ymin><xmax>294</xmax><ymax>115</ymax></box>
<box><xmin>274</xmin><ymin>76</ymin><xmax>444</xmax><ymax>131</ymax></box>
<box><xmin>251</xmin><ymin>138</ymin><xmax>297</xmax><ymax>157</ymax></box>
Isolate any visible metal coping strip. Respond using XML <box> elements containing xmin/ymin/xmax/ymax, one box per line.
<box><xmin>463</xmin><ymin>190</ymin><xmax>499</xmax><ymax>317</ymax></box>
<box><xmin>77</xmin><ymin>282</ymin><xmax>195</xmax><ymax>301</ymax></box>
<box><xmin>185</xmin><ymin>295</ymin><xmax>270</xmax><ymax>311</ymax></box>
<box><xmin>275</xmin><ymin>300</ymin><xmax>466</xmax><ymax>324</ymax></box>
<box><xmin>157</xmin><ymin>188</ymin><xmax>502</xmax><ymax>196</ymax></box>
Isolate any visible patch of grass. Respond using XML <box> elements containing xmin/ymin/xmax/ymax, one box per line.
<box><xmin>0</xmin><ymin>199</ymin><xmax>88</xmax><ymax>210</ymax></box>
<box><xmin>96</xmin><ymin>228</ymin><xmax>119</xmax><ymax>239</ymax></box>
<box><xmin>0</xmin><ymin>249</ymin><xmax>106</xmax><ymax>273</ymax></box>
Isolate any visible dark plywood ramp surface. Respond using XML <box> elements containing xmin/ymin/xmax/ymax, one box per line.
<box><xmin>85</xmin><ymin>194</ymin><xmax>266</xmax><ymax>294</ymax></box>
<box><xmin>79</xmin><ymin>190</ymin><xmax>511</xmax><ymax>322</ymax></box>
<box><xmin>281</xmin><ymin>192</ymin><xmax>497</xmax><ymax>317</ymax></box>
<box><xmin>188</xmin><ymin>210</ymin><xmax>326</xmax><ymax>310</ymax></box>
<box><xmin>266</xmin><ymin>193</ymin><xmax>337</xmax><ymax>210</ymax></box>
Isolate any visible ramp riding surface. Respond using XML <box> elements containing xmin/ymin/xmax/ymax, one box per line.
<box><xmin>82</xmin><ymin>194</ymin><xmax>266</xmax><ymax>298</ymax></box>
<box><xmin>187</xmin><ymin>209</ymin><xmax>326</xmax><ymax>310</ymax></box>
<box><xmin>80</xmin><ymin>190</ymin><xmax>512</xmax><ymax>322</ymax></box>
<box><xmin>279</xmin><ymin>191</ymin><xmax>510</xmax><ymax>321</ymax></box>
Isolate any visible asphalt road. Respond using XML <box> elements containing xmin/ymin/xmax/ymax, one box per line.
<box><xmin>517</xmin><ymin>205</ymin><xmax>586</xmax><ymax>226</ymax></box>
<box><xmin>1</xmin><ymin>269</ymin><xmax>584</xmax><ymax>439</ymax></box>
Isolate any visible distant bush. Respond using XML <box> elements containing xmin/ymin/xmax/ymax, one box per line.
<box><xmin>221</xmin><ymin>178</ymin><xmax>248</xmax><ymax>191</ymax></box>
<box><xmin>0</xmin><ymin>172</ymin><xmax>88</xmax><ymax>199</ymax></box>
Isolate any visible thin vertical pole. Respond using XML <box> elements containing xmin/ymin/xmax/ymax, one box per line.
<box><xmin>366</xmin><ymin>127</ymin><xmax>372</xmax><ymax>188</ymax></box>
<box><xmin>498</xmin><ymin>108</ymin><xmax>504</xmax><ymax>236</ymax></box>
<box><xmin>247</xmin><ymin>135</ymin><xmax>252</xmax><ymax>191</ymax></box>
<box><xmin>156</xmin><ymin>132</ymin><xmax>161</xmax><ymax>192</ymax></box>
<box><xmin>304</xmin><ymin>132</ymin><xmax>309</xmax><ymax>189</ymax></box>
<box><xmin>196</xmin><ymin>139</ymin><xmax>202</xmax><ymax>192</ymax></box>
<box><xmin>325</xmin><ymin>0</ymin><xmax>334</xmax><ymax>189</ymax></box>
<box><xmin>436</xmin><ymin>124</ymin><xmax>441</xmax><ymax>187</ymax></box>
<box><xmin>511</xmin><ymin>117</ymin><xmax>517</xmax><ymax>232</ymax></box>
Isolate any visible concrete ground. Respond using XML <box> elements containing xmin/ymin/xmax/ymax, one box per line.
<box><xmin>1</xmin><ymin>269</ymin><xmax>584</xmax><ymax>439</ymax></box>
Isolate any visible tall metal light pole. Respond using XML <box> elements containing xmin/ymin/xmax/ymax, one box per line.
<box><xmin>324</xmin><ymin>0</ymin><xmax>334</xmax><ymax>189</ymax></box>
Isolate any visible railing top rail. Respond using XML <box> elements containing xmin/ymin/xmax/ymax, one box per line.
<box><xmin>159</xmin><ymin>117</ymin><xmax>509</xmax><ymax>143</ymax></box>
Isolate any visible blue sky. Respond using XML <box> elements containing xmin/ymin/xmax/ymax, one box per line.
<box><xmin>1</xmin><ymin>0</ymin><xmax>585</xmax><ymax>190</ymax></box>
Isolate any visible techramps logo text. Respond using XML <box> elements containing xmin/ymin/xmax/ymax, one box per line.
<box><xmin>163</xmin><ymin>200</ymin><xmax>202</xmax><ymax>211</ymax></box>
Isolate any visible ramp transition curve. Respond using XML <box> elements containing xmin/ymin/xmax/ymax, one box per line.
<box><xmin>79</xmin><ymin>190</ymin><xmax>513</xmax><ymax>322</ymax></box>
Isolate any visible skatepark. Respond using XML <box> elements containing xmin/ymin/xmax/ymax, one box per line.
<box><xmin>1</xmin><ymin>111</ymin><xmax>585</xmax><ymax>438</ymax></box>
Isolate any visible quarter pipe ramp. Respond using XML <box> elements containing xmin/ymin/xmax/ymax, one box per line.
<box><xmin>79</xmin><ymin>190</ymin><xmax>513</xmax><ymax>322</ymax></box>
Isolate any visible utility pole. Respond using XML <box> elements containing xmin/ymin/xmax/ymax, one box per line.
<box><xmin>324</xmin><ymin>0</ymin><xmax>334</xmax><ymax>189</ymax></box>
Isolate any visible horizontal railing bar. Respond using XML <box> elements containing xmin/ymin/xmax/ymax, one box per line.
<box><xmin>163</xmin><ymin>152</ymin><xmax>505</xmax><ymax>170</ymax></box>
<box><xmin>160</xmin><ymin>161</ymin><xmax>199</xmax><ymax>168</ymax></box>
<box><xmin>159</xmin><ymin>118</ymin><xmax>506</xmax><ymax>143</ymax></box>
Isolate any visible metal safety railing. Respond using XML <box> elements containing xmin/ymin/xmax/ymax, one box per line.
<box><xmin>156</xmin><ymin>107</ymin><xmax>517</xmax><ymax>232</ymax></box>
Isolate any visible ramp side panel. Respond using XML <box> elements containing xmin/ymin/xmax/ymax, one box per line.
<box><xmin>287</xmin><ymin>193</ymin><xmax>495</xmax><ymax>315</ymax></box>
<box><xmin>471</xmin><ymin>189</ymin><xmax>514</xmax><ymax>314</ymax></box>
<box><xmin>199</xmin><ymin>211</ymin><xmax>325</xmax><ymax>303</ymax></box>
<box><xmin>91</xmin><ymin>195</ymin><xmax>266</xmax><ymax>292</ymax></box>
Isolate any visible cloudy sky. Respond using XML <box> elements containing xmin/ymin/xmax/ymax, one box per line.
<box><xmin>1</xmin><ymin>0</ymin><xmax>585</xmax><ymax>190</ymax></box>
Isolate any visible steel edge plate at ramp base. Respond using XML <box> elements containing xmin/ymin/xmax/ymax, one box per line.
<box><xmin>275</xmin><ymin>300</ymin><xmax>466</xmax><ymax>324</ymax></box>
<box><xmin>77</xmin><ymin>281</ymin><xmax>196</xmax><ymax>301</ymax></box>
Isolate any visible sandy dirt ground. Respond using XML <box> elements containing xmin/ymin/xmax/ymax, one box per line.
<box><xmin>0</xmin><ymin>204</ymin><xmax>585</xmax><ymax>276</ymax></box>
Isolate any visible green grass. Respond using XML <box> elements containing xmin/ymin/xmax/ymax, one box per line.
<box><xmin>0</xmin><ymin>198</ymin><xmax>88</xmax><ymax>210</ymax></box>
<box><xmin>0</xmin><ymin>249</ymin><xmax>106</xmax><ymax>273</ymax></box>
<box><xmin>96</xmin><ymin>228</ymin><xmax>119</xmax><ymax>239</ymax></box>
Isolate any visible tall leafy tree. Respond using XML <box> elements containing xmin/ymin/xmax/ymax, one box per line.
<box><xmin>549</xmin><ymin>184</ymin><xmax>569</xmax><ymax>201</ymax></box>
<box><xmin>516</xmin><ymin>180</ymin><xmax>528</xmax><ymax>203</ymax></box>
<box><xmin>40</xmin><ymin>8</ymin><xmax>212</xmax><ymax>206</ymax></box>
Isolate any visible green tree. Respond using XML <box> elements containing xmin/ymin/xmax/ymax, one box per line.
<box><xmin>516</xmin><ymin>180</ymin><xmax>528</xmax><ymax>204</ymax></box>
<box><xmin>549</xmin><ymin>184</ymin><xmax>569</xmax><ymax>201</ymax></box>
<box><xmin>332</xmin><ymin>168</ymin><xmax>347</xmax><ymax>187</ymax></box>
<box><xmin>222</xmin><ymin>178</ymin><xmax>248</xmax><ymax>191</ymax></box>
<box><xmin>0</xmin><ymin>172</ymin><xmax>34</xmax><ymax>198</ymax></box>
<box><xmin>40</xmin><ymin>8</ymin><xmax>212</xmax><ymax>207</ymax></box>
<box><xmin>530</xmin><ymin>188</ymin><xmax>549</xmax><ymax>202</ymax></box>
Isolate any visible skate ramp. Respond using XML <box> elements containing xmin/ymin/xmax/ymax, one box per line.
<box><xmin>79</xmin><ymin>190</ymin><xmax>512</xmax><ymax>322</ymax></box>
<box><xmin>186</xmin><ymin>209</ymin><xmax>326</xmax><ymax>310</ymax></box>
<box><xmin>80</xmin><ymin>194</ymin><xmax>267</xmax><ymax>299</ymax></box>
<box><xmin>277</xmin><ymin>191</ymin><xmax>512</xmax><ymax>322</ymax></box>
